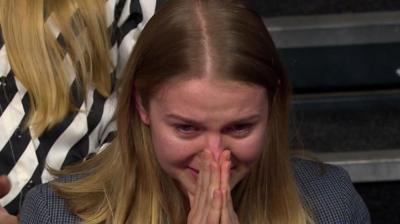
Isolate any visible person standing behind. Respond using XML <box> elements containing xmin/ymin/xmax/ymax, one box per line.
<box><xmin>0</xmin><ymin>0</ymin><xmax>160</xmax><ymax>222</ymax></box>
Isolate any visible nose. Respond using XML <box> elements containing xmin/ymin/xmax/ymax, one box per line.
<box><xmin>206</xmin><ymin>133</ymin><xmax>225</xmax><ymax>160</ymax></box>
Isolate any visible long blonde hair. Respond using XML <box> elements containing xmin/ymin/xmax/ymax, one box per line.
<box><xmin>54</xmin><ymin>0</ymin><xmax>313</xmax><ymax>223</ymax></box>
<box><xmin>0</xmin><ymin>0</ymin><xmax>112</xmax><ymax>136</ymax></box>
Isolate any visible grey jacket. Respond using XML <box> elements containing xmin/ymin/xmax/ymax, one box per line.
<box><xmin>20</xmin><ymin>158</ymin><xmax>371</xmax><ymax>223</ymax></box>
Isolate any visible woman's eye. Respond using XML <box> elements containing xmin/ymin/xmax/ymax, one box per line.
<box><xmin>175</xmin><ymin>124</ymin><xmax>198</xmax><ymax>134</ymax></box>
<box><xmin>226</xmin><ymin>124</ymin><xmax>252</xmax><ymax>137</ymax></box>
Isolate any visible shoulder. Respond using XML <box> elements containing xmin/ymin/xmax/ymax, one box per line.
<box><xmin>292</xmin><ymin>157</ymin><xmax>349</xmax><ymax>185</ymax></box>
<box><xmin>292</xmin><ymin>157</ymin><xmax>371</xmax><ymax>224</ymax></box>
<box><xmin>20</xmin><ymin>179</ymin><xmax>80</xmax><ymax>224</ymax></box>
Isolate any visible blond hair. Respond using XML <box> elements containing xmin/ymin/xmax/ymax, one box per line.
<box><xmin>54</xmin><ymin>0</ymin><xmax>314</xmax><ymax>223</ymax></box>
<box><xmin>0</xmin><ymin>0</ymin><xmax>112</xmax><ymax>136</ymax></box>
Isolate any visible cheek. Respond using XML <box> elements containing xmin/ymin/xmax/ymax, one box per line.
<box><xmin>150</xmin><ymin>126</ymin><xmax>199</xmax><ymax>170</ymax></box>
<box><xmin>230</xmin><ymin>131</ymin><xmax>265</xmax><ymax>165</ymax></box>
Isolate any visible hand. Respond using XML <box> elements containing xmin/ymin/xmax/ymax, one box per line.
<box><xmin>0</xmin><ymin>176</ymin><xmax>11</xmax><ymax>198</ymax></box>
<box><xmin>219</xmin><ymin>151</ymin><xmax>239</xmax><ymax>224</ymax></box>
<box><xmin>187</xmin><ymin>150</ymin><xmax>239</xmax><ymax>224</ymax></box>
<box><xmin>187</xmin><ymin>150</ymin><xmax>221</xmax><ymax>223</ymax></box>
<box><xmin>0</xmin><ymin>175</ymin><xmax>18</xmax><ymax>224</ymax></box>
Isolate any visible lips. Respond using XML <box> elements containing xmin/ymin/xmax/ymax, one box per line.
<box><xmin>188</xmin><ymin>167</ymin><xmax>198</xmax><ymax>172</ymax></box>
<box><xmin>188</xmin><ymin>167</ymin><xmax>199</xmax><ymax>177</ymax></box>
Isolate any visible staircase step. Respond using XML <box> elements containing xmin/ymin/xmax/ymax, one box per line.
<box><xmin>317</xmin><ymin>149</ymin><xmax>400</xmax><ymax>182</ymax></box>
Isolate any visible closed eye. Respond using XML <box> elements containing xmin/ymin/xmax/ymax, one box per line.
<box><xmin>174</xmin><ymin>124</ymin><xmax>201</xmax><ymax>136</ymax></box>
<box><xmin>223</xmin><ymin>123</ymin><xmax>253</xmax><ymax>137</ymax></box>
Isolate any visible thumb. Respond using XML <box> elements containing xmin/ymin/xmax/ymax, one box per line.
<box><xmin>0</xmin><ymin>175</ymin><xmax>11</xmax><ymax>198</ymax></box>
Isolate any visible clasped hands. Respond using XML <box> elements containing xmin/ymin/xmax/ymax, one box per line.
<box><xmin>187</xmin><ymin>150</ymin><xmax>239</xmax><ymax>224</ymax></box>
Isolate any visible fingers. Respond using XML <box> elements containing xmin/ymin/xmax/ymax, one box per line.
<box><xmin>188</xmin><ymin>149</ymin><xmax>238</xmax><ymax>224</ymax></box>
<box><xmin>0</xmin><ymin>175</ymin><xmax>11</xmax><ymax>198</ymax></box>
<box><xmin>220</xmin><ymin>150</ymin><xmax>231</xmax><ymax>223</ymax></box>
<box><xmin>0</xmin><ymin>177</ymin><xmax>18</xmax><ymax>224</ymax></box>
<box><xmin>188</xmin><ymin>150</ymin><xmax>218</xmax><ymax>223</ymax></box>
<box><xmin>0</xmin><ymin>212</ymin><xmax>19</xmax><ymax>224</ymax></box>
<box><xmin>187</xmin><ymin>149</ymin><xmax>225</xmax><ymax>224</ymax></box>
<box><xmin>207</xmin><ymin>189</ymin><xmax>222</xmax><ymax>223</ymax></box>
<box><xmin>209</xmin><ymin>159</ymin><xmax>220</xmax><ymax>199</ymax></box>
<box><xmin>219</xmin><ymin>150</ymin><xmax>239</xmax><ymax>224</ymax></box>
<box><xmin>221</xmin><ymin>180</ymin><xmax>239</xmax><ymax>224</ymax></box>
<box><xmin>0</xmin><ymin>205</ymin><xmax>19</xmax><ymax>224</ymax></box>
<box><xmin>220</xmin><ymin>151</ymin><xmax>230</xmax><ymax>191</ymax></box>
<box><xmin>193</xmin><ymin>151</ymin><xmax>212</xmax><ymax>212</ymax></box>
<box><xmin>221</xmin><ymin>190</ymin><xmax>239</xmax><ymax>224</ymax></box>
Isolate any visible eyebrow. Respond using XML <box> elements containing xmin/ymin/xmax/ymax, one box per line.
<box><xmin>165</xmin><ymin>114</ymin><xmax>202</xmax><ymax>125</ymax></box>
<box><xmin>165</xmin><ymin>114</ymin><xmax>261</xmax><ymax>125</ymax></box>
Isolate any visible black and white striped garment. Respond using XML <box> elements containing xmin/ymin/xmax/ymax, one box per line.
<box><xmin>0</xmin><ymin>0</ymin><xmax>161</xmax><ymax>215</ymax></box>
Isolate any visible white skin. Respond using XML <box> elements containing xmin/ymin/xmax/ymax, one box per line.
<box><xmin>137</xmin><ymin>77</ymin><xmax>269</xmax><ymax>223</ymax></box>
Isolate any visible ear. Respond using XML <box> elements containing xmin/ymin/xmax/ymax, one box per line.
<box><xmin>135</xmin><ymin>93</ymin><xmax>150</xmax><ymax>125</ymax></box>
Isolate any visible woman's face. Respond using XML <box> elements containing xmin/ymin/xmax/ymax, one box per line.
<box><xmin>137</xmin><ymin>77</ymin><xmax>269</xmax><ymax>195</ymax></box>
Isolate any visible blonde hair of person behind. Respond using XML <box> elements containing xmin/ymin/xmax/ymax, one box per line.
<box><xmin>54</xmin><ymin>0</ymin><xmax>314</xmax><ymax>223</ymax></box>
<box><xmin>0</xmin><ymin>0</ymin><xmax>112</xmax><ymax>136</ymax></box>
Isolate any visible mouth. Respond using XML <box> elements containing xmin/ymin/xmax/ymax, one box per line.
<box><xmin>187</xmin><ymin>167</ymin><xmax>199</xmax><ymax>179</ymax></box>
<box><xmin>188</xmin><ymin>167</ymin><xmax>199</xmax><ymax>173</ymax></box>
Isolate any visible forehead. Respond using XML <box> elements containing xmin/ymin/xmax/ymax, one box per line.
<box><xmin>150</xmin><ymin>77</ymin><xmax>268</xmax><ymax>121</ymax></box>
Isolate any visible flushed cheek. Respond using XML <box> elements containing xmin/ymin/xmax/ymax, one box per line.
<box><xmin>229</xmin><ymin>135</ymin><xmax>265</xmax><ymax>165</ymax></box>
<box><xmin>151</xmin><ymin>131</ymin><xmax>201</xmax><ymax>170</ymax></box>
<box><xmin>226</xmin><ymin>137</ymin><xmax>265</xmax><ymax>188</ymax></box>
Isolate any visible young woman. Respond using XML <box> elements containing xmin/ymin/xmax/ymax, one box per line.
<box><xmin>0</xmin><ymin>0</ymin><xmax>160</xmax><ymax>221</ymax></box>
<box><xmin>20</xmin><ymin>0</ymin><xmax>370</xmax><ymax>223</ymax></box>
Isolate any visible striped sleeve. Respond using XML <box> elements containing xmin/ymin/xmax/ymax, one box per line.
<box><xmin>1</xmin><ymin>0</ymin><xmax>162</xmax><ymax>214</ymax></box>
<box><xmin>113</xmin><ymin>0</ymin><xmax>160</xmax><ymax>76</ymax></box>
<box><xmin>94</xmin><ymin>0</ymin><xmax>160</xmax><ymax>146</ymax></box>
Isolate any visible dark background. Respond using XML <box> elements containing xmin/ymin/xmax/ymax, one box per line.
<box><xmin>245</xmin><ymin>1</ymin><xmax>400</xmax><ymax>223</ymax></box>
<box><xmin>248</xmin><ymin>0</ymin><xmax>400</xmax><ymax>17</ymax></box>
